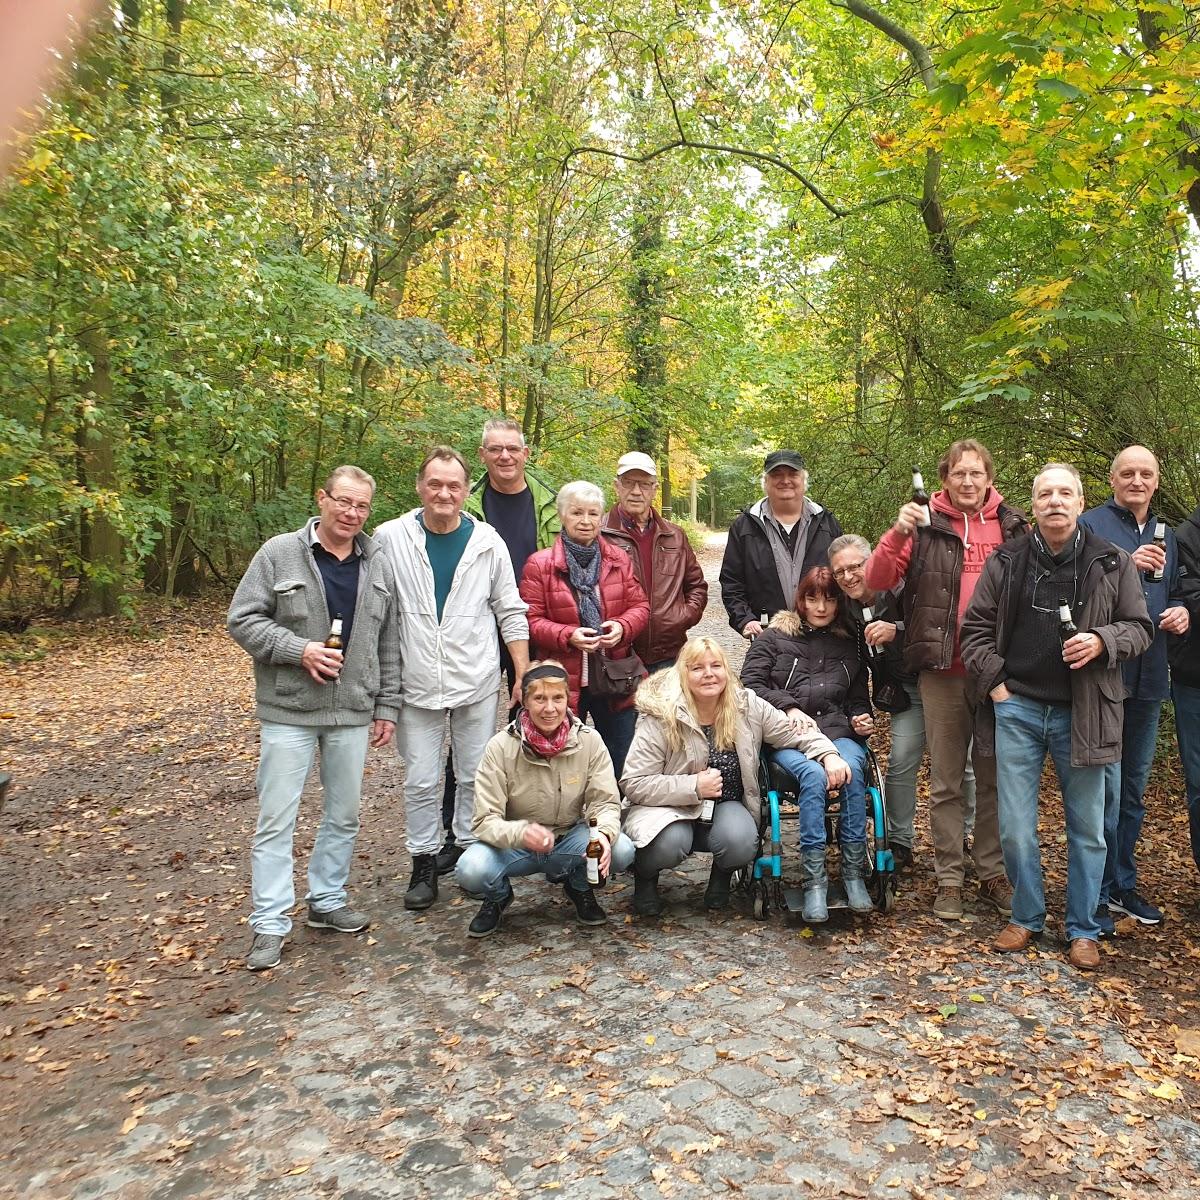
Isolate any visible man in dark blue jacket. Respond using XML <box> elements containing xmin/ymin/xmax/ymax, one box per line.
<box><xmin>1172</xmin><ymin>503</ymin><xmax>1200</xmax><ymax>877</ymax></box>
<box><xmin>1079</xmin><ymin>446</ymin><xmax>1190</xmax><ymax>930</ymax></box>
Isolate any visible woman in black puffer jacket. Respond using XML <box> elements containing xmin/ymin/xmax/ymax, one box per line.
<box><xmin>741</xmin><ymin>567</ymin><xmax>874</xmax><ymax>921</ymax></box>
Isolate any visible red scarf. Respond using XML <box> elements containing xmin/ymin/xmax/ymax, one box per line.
<box><xmin>519</xmin><ymin>710</ymin><xmax>572</xmax><ymax>758</ymax></box>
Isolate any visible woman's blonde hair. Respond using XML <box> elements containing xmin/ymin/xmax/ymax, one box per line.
<box><xmin>670</xmin><ymin>637</ymin><xmax>741</xmax><ymax>752</ymax></box>
<box><xmin>522</xmin><ymin>659</ymin><xmax>571</xmax><ymax>703</ymax></box>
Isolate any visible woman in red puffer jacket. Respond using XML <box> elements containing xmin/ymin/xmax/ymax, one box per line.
<box><xmin>520</xmin><ymin>481</ymin><xmax>649</xmax><ymax>777</ymax></box>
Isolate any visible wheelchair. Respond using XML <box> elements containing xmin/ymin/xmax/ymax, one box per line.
<box><xmin>741</xmin><ymin>747</ymin><xmax>897</xmax><ymax>920</ymax></box>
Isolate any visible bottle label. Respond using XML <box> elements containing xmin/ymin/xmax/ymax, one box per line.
<box><xmin>701</xmin><ymin>797</ymin><xmax>715</xmax><ymax>822</ymax></box>
<box><xmin>586</xmin><ymin>857</ymin><xmax>600</xmax><ymax>885</ymax></box>
<box><xmin>916</xmin><ymin>504</ymin><xmax>931</xmax><ymax>526</ymax></box>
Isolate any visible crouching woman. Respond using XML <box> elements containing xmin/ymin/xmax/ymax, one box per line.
<box><xmin>455</xmin><ymin>661</ymin><xmax>636</xmax><ymax>937</ymax></box>
<box><xmin>621</xmin><ymin>637</ymin><xmax>849</xmax><ymax>916</ymax></box>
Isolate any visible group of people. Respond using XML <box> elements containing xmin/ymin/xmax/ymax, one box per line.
<box><xmin>227</xmin><ymin>424</ymin><xmax>1200</xmax><ymax>976</ymax></box>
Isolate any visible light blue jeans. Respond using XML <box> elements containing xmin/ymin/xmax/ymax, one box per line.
<box><xmin>773</xmin><ymin>738</ymin><xmax>868</xmax><ymax>849</ymax></box>
<box><xmin>994</xmin><ymin>694</ymin><xmax>1105</xmax><ymax>941</ymax></box>
<box><xmin>1100</xmin><ymin>697</ymin><xmax>1162</xmax><ymax>901</ymax></box>
<box><xmin>884</xmin><ymin>679</ymin><xmax>976</xmax><ymax>848</ymax></box>
<box><xmin>251</xmin><ymin>721</ymin><xmax>370</xmax><ymax>936</ymax></box>
<box><xmin>397</xmin><ymin>696</ymin><xmax>496</xmax><ymax>855</ymax></box>
<box><xmin>456</xmin><ymin>821</ymin><xmax>636</xmax><ymax>901</ymax></box>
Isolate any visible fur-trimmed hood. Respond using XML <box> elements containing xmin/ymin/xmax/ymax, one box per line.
<box><xmin>768</xmin><ymin>610</ymin><xmax>803</xmax><ymax>635</ymax></box>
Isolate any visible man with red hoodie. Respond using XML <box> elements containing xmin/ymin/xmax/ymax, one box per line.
<box><xmin>865</xmin><ymin>440</ymin><xmax>1027</xmax><ymax>920</ymax></box>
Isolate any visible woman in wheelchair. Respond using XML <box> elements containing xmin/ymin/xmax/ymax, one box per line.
<box><xmin>621</xmin><ymin>637</ymin><xmax>849</xmax><ymax>917</ymax></box>
<box><xmin>741</xmin><ymin>567</ymin><xmax>876</xmax><ymax>922</ymax></box>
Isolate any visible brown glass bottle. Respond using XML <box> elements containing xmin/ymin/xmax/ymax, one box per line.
<box><xmin>325</xmin><ymin>614</ymin><xmax>344</xmax><ymax>650</ymax></box>
<box><xmin>585</xmin><ymin>817</ymin><xmax>605</xmax><ymax>888</ymax></box>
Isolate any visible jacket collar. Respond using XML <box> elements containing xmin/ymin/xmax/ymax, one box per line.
<box><xmin>302</xmin><ymin>516</ymin><xmax>373</xmax><ymax>558</ymax></box>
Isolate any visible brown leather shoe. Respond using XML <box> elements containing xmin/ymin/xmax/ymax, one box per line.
<box><xmin>1067</xmin><ymin>938</ymin><xmax>1100</xmax><ymax>970</ymax></box>
<box><xmin>979</xmin><ymin>875</ymin><xmax>1013</xmax><ymax>917</ymax></box>
<box><xmin>993</xmin><ymin>922</ymin><xmax>1038</xmax><ymax>952</ymax></box>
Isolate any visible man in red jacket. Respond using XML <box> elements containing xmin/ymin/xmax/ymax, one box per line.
<box><xmin>865</xmin><ymin>440</ymin><xmax>1027</xmax><ymax>921</ymax></box>
<box><xmin>601</xmin><ymin>451</ymin><xmax>708</xmax><ymax>673</ymax></box>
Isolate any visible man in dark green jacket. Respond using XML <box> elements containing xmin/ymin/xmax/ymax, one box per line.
<box><xmin>962</xmin><ymin>463</ymin><xmax>1152</xmax><ymax>971</ymax></box>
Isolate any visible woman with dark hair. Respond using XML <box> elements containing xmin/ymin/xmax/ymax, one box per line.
<box><xmin>741</xmin><ymin>567</ymin><xmax>875</xmax><ymax>922</ymax></box>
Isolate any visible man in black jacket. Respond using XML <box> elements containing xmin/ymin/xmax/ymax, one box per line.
<box><xmin>720</xmin><ymin>450</ymin><xmax>843</xmax><ymax>639</ymax></box>
<box><xmin>1173</xmin><ymin>503</ymin><xmax>1200</xmax><ymax>875</ymax></box>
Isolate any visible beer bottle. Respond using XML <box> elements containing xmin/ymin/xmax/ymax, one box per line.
<box><xmin>911</xmin><ymin>467</ymin><xmax>931</xmax><ymax>527</ymax></box>
<box><xmin>860</xmin><ymin>606</ymin><xmax>881</xmax><ymax>658</ymax></box>
<box><xmin>1058</xmin><ymin>599</ymin><xmax>1078</xmax><ymax>644</ymax></box>
<box><xmin>325</xmin><ymin>614</ymin><xmax>344</xmax><ymax>650</ymax></box>
<box><xmin>1149</xmin><ymin>521</ymin><xmax>1167</xmax><ymax>583</ymax></box>
<box><xmin>585</xmin><ymin>817</ymin><xmax>605</xmax><ymax>888</ymax></box>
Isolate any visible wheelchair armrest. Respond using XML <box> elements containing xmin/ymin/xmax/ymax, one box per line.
<box><xmin>766</xmin><ymin>760</ymin><xmax>796</xmax><ymax>796</ymax></box>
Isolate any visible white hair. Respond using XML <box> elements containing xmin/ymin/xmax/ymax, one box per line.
<box><xmin>828</xmin><ymin>533</ymin><xmax>871</xmax><ymax>560</ymax></box>
<box><xmin>556</xmin><ymin>480</ymin><xmax>605</xmax><ymax>516</ymax></box>
<box><xmin>1031</xmin><ymin>462</ymin><xmax>1084</xmax><ymax>501</ymax></box>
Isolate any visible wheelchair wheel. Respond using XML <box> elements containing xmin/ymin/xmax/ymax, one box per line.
<box><xmin>753</xmin><ymin>879</ymin><xmax>769</xmax><ymax>920</ymax></box>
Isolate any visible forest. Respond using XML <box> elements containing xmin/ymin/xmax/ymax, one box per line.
<box><xmin>3</xmin><ymin>0</ymin><xmax>1200</xmax><ymax>617</ymax></box>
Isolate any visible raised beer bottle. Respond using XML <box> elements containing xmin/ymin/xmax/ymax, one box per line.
<box><xmin>911</xmin><ymin>467</ymin><xmax>931</xmax><ymax>527</ymax></box>
<box><xmin>585</xmin><ymin>817</ymin><xmax>605</xmax><ymax>888</ymax></box>
<box><xmin>1057</xmin><ymin>599</ymin><xmax>1078</xmax><ymax>644</ymax></box>
<box><xmin>325</xmin><ymin>614</ymin><xmax>344</xmax><ymax>651</ymax></box>
<box><xmin>1149</xmin><ymin>521</ymin><xmax>1167</xmax><ymax>583</ymax></box>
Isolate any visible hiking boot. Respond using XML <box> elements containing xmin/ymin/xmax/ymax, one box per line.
<box><xmin>306</xmin><ymin>905</ymin><xmax>370</xmax><ymax>933</ymax></box>
<box><xmin>801</xmin><ymin>848</ymin><xmax>828</xmax><ymax>924</ymax></box>
<box><xmin>404</xmin><ymin>853</ymin><xmax>438</xmax><ymax>911</ymax></box>
<box><xmin>564</xmin><ymin>882</ymin><xmax>606</xmax><ymax>926</ymax></box>
<box><xmin>978</xmin><ymin>875</ymin><xmax>1013</xmax><ymax>917</ymax></box>
<box><xmin>633</xmin><ymin>874</ymin><xmax>664</xmax><ymax>917</ymax></box>
<box><xmin>246</xmin><ymin>933</ymin><xmax>284</xmax><ymax>972</ymax></box>
<box><xmin>1095</xmin><ymin>903</ymin><xmax>1116</xmax><ymax>939</ymax></box>
<box><xmin>1110</xmin><ymin>890</ymin><xmax>1163</xmax><ymax>925</ymax></box>
<box><xmin>704</xmin><ymin>865</ymin><xmax>734</xmax><ymax>911</ymax></box>
<box><xmin>888</xmin><ymin>842</ymin><xmax>913</xmax><ymax>872</ymax></box>
<box><xmin>435</xmin><ymin>841</ymin><xmax>464</xmax><ymax>877</ymax></box>
<box><xmin>1067</xmin><ymin>938</ymin><xmax>1100</xmax><ymax>970</ymax></box>
<box><xmin>993</xmin><ymin>922</ymin><xmax>1040</xmax><ymax>952</ymax></box>
<box><xmin>933</xmin><ymin>886</ymin><xmax>964</xmax><ymax>921</ymax></box>
<box><xmin>467</xmin><ymin>887</ymin><xmax>513</xmax><ymax>938</ymax></box>
<box><xmin>840</xmin><ymin>843</ymin><xmax>874</xmax><ymax>915</ymax></box>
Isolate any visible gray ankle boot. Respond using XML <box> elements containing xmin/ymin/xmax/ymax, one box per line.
<box><xmin>840</xmin><ymin>843</ymin><xmax>874</xmax><ymax>914</ymax></box>
<box><xmin>801</xmin><ymin>849</ymin><xmax>828</xmax><ymax>924</ymax></box>
<box><xmin>633</xmin><ymin>873</ymin><xmax>665</xmax><ymax>917</ymax></box>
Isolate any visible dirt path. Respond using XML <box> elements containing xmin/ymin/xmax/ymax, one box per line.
<box><xmin>2</xmin><ymin>536</ymin><xmax>1200</xmax><ymax>1198</ymax></box>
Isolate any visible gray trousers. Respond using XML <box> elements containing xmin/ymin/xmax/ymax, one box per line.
<box><xmin>634</xmin><ymin>802</ymin><xmax>759</xmax><ymax>877</ymax></box>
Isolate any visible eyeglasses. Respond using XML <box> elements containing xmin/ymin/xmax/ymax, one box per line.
<box><xmin>328</xmin><ymin>495</ymin><xmax>372</xmax><ymax>515</ymax></box>
<box><xmin>483</xmin><ymin>443</ymin><xmax>525</xmax><ymax>456</ymax></box>
<box><xmin>619</xmin><ymin>479</ymin><xmax>657</xmax><ymax>492</ymax></box>
<box><xmin>947</xmin><ymin>469</ymin><xmax>988</xmax><ymax>484</ymax></box>
<box><xmin>831</xmin><ymin>562</ymin><xmax>866</xmax><ymax>580</ymax></box>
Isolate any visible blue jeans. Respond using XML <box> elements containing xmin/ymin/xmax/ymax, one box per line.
<box><xmin>251</xmin><ymin>722</ymin><xmax>370</xmax><ymax>936</ymax></box>
<box><xmin>773</xmin><ymin>738</ymin><xmax>868</xmax><ymax>850</ymax></box>
<box><xmin>1175</xmin><ymin>683</ymin><xmax>1200</xmax><ymax>874</ymax></box>
<box><xmin>1100</xmin><ymin>698</ymin><xmax>1162</xmax><ymax>900</ymax></box>
<box><xmin>456</xmin><ymin>821</ymin><xmax>637</xmax><ymax>901</ymax></box>
<box><xmin>578</xmin><ymin>690</ymin><xmax>637</xmax><ymax>779</ymax></box>
<box><xmin>884</xmin><ymin>680</ymin><xmax>977</xmax><ymax>848</ymax></box>
<box><xmin>994</xmin><ymin>695</ymin><xmax>1105</xmax><ymax>941</ymax></box>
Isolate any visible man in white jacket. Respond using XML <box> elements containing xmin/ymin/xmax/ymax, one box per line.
<box><xmin>374</xmin><ymin>446</ymin><xmax>530</xmax><ymax>911</ymax></box>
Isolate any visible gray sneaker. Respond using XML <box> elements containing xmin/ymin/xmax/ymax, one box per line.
<box><xmin>246</xmin><ymin>933</ymin><xmax>284</xmax><ymax>972</ymax></box>
<box><xmin>306</xmin><ymin>905</ymin><xmax>369</xmax><ymax>933</ymax></box>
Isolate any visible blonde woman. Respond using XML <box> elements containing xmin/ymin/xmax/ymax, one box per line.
<box><xmin>621</xmin><ymin>637</ymin><xmax>850</xmax><ymax>916</ymax></box>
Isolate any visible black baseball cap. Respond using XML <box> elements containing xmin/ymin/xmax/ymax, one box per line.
<box><xmin>764</xmin><ymin>449</ymin><xmax>805</xmax><ymax>473</ymax></box>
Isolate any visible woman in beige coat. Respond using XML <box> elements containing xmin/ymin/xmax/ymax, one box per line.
<box><xmin>621</xmin><ymin>637</ymin><xmax>850</xmax><ymax>916</ymax></box>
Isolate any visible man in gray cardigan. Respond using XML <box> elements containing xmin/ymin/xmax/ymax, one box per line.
<box><xmin>228</xmin><ymin>466</ymin><xmax>403</xmax><ymax>972</ymax></box>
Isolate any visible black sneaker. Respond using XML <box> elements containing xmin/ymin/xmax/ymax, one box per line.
<box><xmin>405</xmin><ymin>853</ymin><xmax>439</xmax><ymax>911</ymax></box>
<box><xmin>468</xmin><ymin>887</ymin><xmax>513</xmax><ymax>938</ymax></box>
<box><xmin>563</xmin><ymin>882</ymin><xmax>606</xmax><ymax>926</ymax></box>
<box><xmin>1095</xmin><ymin>903</ymin><xmax>1116</xmax><ymax>939</ymax></box>
<box><xmin>1110</xmin><ymin>890</ymin><xmax>1163</xmax><ymax>925</ymax></box>
<box><xmin>888</xmin><ymin>842</ymin><xmax>913</xmax><ymax>872</ymax></box>
<box><xmin>435</xmin><ymin>842</ymin><xmax>465</xmax><ymax>877</ymax></box>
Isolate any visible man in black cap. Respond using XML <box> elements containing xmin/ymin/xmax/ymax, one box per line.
<box><xmin>720</xmin><ymin>449</ymin><xmax>844</xmax><ymax>638</ymax></box>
